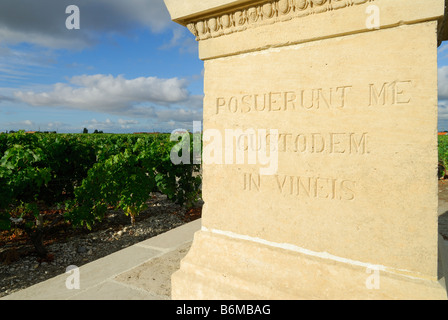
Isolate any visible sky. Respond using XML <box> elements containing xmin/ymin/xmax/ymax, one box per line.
<box><xmin>1</xmin><ymin>1</ymin><xmax>448</xmax><ymax>133</ymax></box>
<box><xmin>0</xmin><ymin>0</ymin><xmax>203</xmax><ymax>133</ymax></box>
<box><xmin>438</xmin><ymin>43</ymin><xmax>448</xmax><ymax>131</ymax></box>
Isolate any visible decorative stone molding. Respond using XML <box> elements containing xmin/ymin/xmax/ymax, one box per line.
<box><xmin>186</xmin><ymin>0</ymin><xmax>376</xmax><ymax>41</ymax></box>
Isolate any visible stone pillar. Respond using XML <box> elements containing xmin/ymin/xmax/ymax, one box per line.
<box><xmin>164</xmin><ymin>0</ymin><xmax>448</xmax><ymax>299</ymax></box>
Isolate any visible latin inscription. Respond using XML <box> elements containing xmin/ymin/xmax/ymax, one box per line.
<box><xmin>243</xmin><ymin>173</ymin><xmax>357</xmax><ymax>201</ymax></box>
<box><xmin>238</xmin><ymin>132</ymin><xmax>369</xmax><ymax>155</ymax></box>
<box><xmin>214</xmin><ymin>80</ymin><xmax>413</xmax><ymax>114</ymax></box>
<box><xmin>225</xmin><ymin>80</ymin><xmax>414</xmax><ymax>202</ymax></box>
<box><xmin>369</xmin><ymin>81</ymin><xmax>413</xmax><ymax>106</ymax></box>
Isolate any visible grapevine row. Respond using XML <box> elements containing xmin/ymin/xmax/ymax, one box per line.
<box><xmin>0</xmin><ymin>131</ymin><xmax>201</xmax><ymax>256</ymax></box>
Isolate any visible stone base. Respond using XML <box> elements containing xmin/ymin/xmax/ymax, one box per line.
<box><xmin>172</xmin><ymin>230</ymin><xmax>447</xmax><ymax>300</ymax></box>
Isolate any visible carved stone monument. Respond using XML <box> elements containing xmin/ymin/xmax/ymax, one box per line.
<box><xmin>164</xmin><ymin>0</ymin><xmax>448</xmax><ymax>299</ymax></box>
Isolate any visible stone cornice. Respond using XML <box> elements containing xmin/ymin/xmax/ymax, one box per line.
<box><xmin>185</xmin><ymin>0</ymin><xmax>376</xmax><ymax>41</ymax></box>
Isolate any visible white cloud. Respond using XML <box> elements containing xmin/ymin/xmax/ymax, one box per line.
<box><xmin>0</xmin><ymin>94</ymin><xmax>14</xmax><ymax>103</ymax></box>
<box><xmin>439</xmin><ymin>103</ymin><xmax>448</xmax><ymax>131</ymax></box>
<box><xmin>0</xmin><ymin>44</ymin><xmax>57</xmax><ymax>84</ymax></box>
<box><xmin>0</xmin><ymin>27</ymin><xmax>87</xmax><ymax>50</ymax></box>
<box><xmin>3</xmin><ymin>120</ymin><xmax>35</xmax><ymax>130</ymax></box>
<box><xmin>14</xmin><ymin>74</ymin><xmax>191</xmax><ymax>116</ymax></box>
<box><xmin>118</xmin><ymin>119</ymin><xmax>140</xmax><ymax>129</ymax></box>
<box><xmin>118</xmin><ymin>119</ymin><xmax>139</xmax><ymax>125</ymax></box>
<box><xmin>439</xmin><ymin>43</ymin><xmax>448</xmax><ymax>58</ymax></box>
<box><xmin>82</xmin><ymin>118</ymin><xmax>153</xmax><ymax>132</ymax></box>
<box><xmin>438</xmin><ymin>67</ymin><xmax>448</xmax><ymax>130</ymax></box>
<box><xmin>0</xmin><ymin>0</ymin><xmax>172</xmax><ymax>49</ymax></box>
<box><xmin>156</xmin><ymin>108</ymin><xmax>201</xmax><ymax>123</ymax></box>
<box><xmin>439</xmin><ymin>66</ymin><xmax>448</xmax><ymax>100</ymax></box>
<box><xmin>158</xmin><ymin>25</ymin><xmax>198</xmax><ymax>54</ymax></box>
<box><xmin>2</xmin><ymin>119</ymin><xmax>69</xmax><ymax>131</ymax></box>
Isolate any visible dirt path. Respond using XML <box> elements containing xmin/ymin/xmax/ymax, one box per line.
<box><xmin>439</xmin><ymin>180</ymin><xmax>448</xmax><ymax>240</ymax></box>
<box><xmin>0</xmin><ymin>194</ymin><xmax>201</xmax><ymax>298</ymax></box>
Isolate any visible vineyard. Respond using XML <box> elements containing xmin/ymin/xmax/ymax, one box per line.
<box><xmin>0</xmin><ymin>131</ymin><xmax>201</xmax><ymax>259</ymax></box>
<box><xmin>2</xmin><ymin>132</ymin><xmax>448</xmax><ymax>261</ymax></box>
<box><xmin>440</xmin><ymin>135</ymin><xmax>448</xmax><ymax>179</ymax></box>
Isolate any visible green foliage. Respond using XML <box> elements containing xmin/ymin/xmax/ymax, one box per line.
<box><xmin>0</xmin><ymin>132</ymin><xmax>52</xmax><ymax>207</ymax></box>
<box><xmin>68</xmin><ymin>148</ymin><xmax>156</xmax><ymax>227</ymax></box>
<box><xmin>153</xmin><ymin>135</ymin><xmax>201</xmax><ymax>208</ymax></box>
<box><xmin>439</xmin><ymin>135</ymin><xmax>448</xmax><ymax>178</ymax></box>
<box><xmin>0</xmin><ymin>131</ymin><xmax>202</xmax><ymax>233</ymax></box>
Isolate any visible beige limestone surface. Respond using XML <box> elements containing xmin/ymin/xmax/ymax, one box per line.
<box><xmin>164</xmin><ymin>0</ymin><xmax>256</xmax><ymax>24</ymax></box>
<box><xmin>202</xmin><ymin>21</ymin><xmax>439</xmax><ymax>279</ymax></box>
<box><xmin>196</xmin><ymin>0</ymin><xmax>446</xmax><ymax>60</ymax></box>
<box><xmin>114</xmin><ymin>243</ymin><xmax>191</xmax><ymax>298</ymax></box>
<box><xmin>165</xmin><ymin>0</ymin><xmax>448</xmax><ymax>299</ymax></box>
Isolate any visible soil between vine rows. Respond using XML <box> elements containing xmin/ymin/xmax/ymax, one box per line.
<box><xmin>2</xmin><ymin>181</ymin><xmax>448</xmax><ymax>299</ymax></box>
<box><xmin>0</xmin><ymin>193</ymin><xmax>202</xmax><ymax>298</ymax></box>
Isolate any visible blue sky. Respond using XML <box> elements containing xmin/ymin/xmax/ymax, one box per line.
<box><xmin>0</xmin><ymin>0</ymin><xmax>203</xmax><ymax>133</ymax></box>
<box><xmin>1</xmin><ymin>0</ymin><xmax>448</xmax><ymax>133</ymax></box>
<box><xmin>437</xmin><ymin>43</ymin><xmax>448</xmax><ymax>131</ymax></box>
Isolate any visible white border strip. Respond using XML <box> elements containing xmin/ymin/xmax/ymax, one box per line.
<box><xmin>201</xmin><ymin>226</ymin><xmax>426</xmax><ymax>280</ymax></box>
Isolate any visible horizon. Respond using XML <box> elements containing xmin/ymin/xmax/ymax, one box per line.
<box><xmin>0</xmin><ymin>1</ymin><xmax>203</xmax><ymax>134</ymax></box>
<box><xmin>1</xmin><ymin>1</ymin><xmax>448</xmax><ymax>133</ymax></box>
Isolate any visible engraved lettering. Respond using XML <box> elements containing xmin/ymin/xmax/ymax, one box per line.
<box><xmin>294</xmin><ymin>134</ymin><xmax>307</xmax><ymax>153</ymax></box>
<box><xmin>350</xmin><ymin>133</ymin><xmax>368</xmax><ymax>154</ymax></box>
<box><xmin>265</xmin><ymin>132</ymin><xmax>369</xmax><ymax>155</ymax></box>
<box><xmin>369</xmin><ymin>82</ymin><xmax>387</xmax><ymax>106</ymax></box>
<box><xmin>272</xmin><ymin>174</ymin><xmax>357</xmax><ymax>201</ymax></box>
<box><xmin>203</xmin><ymin>128</ymin><xmax>279</xmax><ymax>175</ymax></box>
<box><xmin>269</xmin><ymin>92</ymin><xmax>283</xmax><ymax>111</ymax></box>
<box><xmin>216</xmin><ymin>97</ymin><xmax>226</xmax><ymax>114</ymax></box>
<box><xmin>317</xmin><ymin>177</ymin><xmax>331</xmax><ymax>199</ymax></box>
<box><xmin>312</xmin><ymin>133</ymin><xmax>326</xmax><ymax>153</ymax></box>
<box><xmin>316</xmin><ymin>88</ymin><xmax>331</xmax><ymax>109</ymax></box>
<box><xmin>336</xmin><ymin>86</ymin><xmax>352</xmax><ymax>108</ymax></box>
<box><xmin>340</xmin><ymin>180</ymin><xmax>356</xmax><ymax>201</ymax></box>
<box><xmin>225</xmin><ymin>128</ymin><xmax>258</xmax><ymax>165</ymax></box>
<box><xmin>276</xmin><ymin>175</ymin><xmax>288</xmax><ymax>193</ymax></box>
<box><xmin>254</xmin><ymin>94</ymin><xmax>267</xmax><ymax>111</ymax></box>
<box><xmin>301</xmin><ymin>89</ymin><xmax>314</xmax><ymax>109</ymax></box>
<box><xmin>284</xmin><ymin>91</ymin><xmax>296</xmax><ymax>111</ymax></box>
<box><xmin>244</xmin><ymin>173</ymin><xmax>261</xmax><ymax>191</ymax></box>
<box><xmin>297</xmin><ymin>176</ymin><xmax>313</xmax><ymax>197</ymax></box>
<box><xmin>241</xmin><ymin>95</ymin><xmax>252</xmax><ymax>113</ymax></box>
<box><xmin>277</xmin><ymin>133</ymin><xmax>292</xmax><ymax>152</ymax></box>
<box><xmin>330</xmin><ymin>178</ymin><xmax>337</xmax><ymax>200</ymax></box>
<box><xmin>369</xmin><ymin>81</ymin><xmax>412</xmax><ymax>106</ymax></box>
<box><xmin>213</xmin><ymin>85</ymin><xmax>353</xmax><ymax>114</ymax></box>
<box><xmin>394</xmin><ymin>80</ymin><xmax>412</xmax><ymax>104</ymax></box>
<box><xmin>228</xmin><ymin>96</ymin><xmax>238</xmax><ymax>113</ymax></box>
<box><xmin>330</xmin><ymin>133</ymin><xmax>347</xmax><ymax>154</ymax></box>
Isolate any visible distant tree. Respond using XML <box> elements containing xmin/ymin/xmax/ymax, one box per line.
<box><xmin>83</xmin><ymin>128</ymin><xmax>88</xmax><ymax>134</ymax></box>
<box><xmin>93</xmin><ymin>129</ymin><xmax>99</xmax><ymax>134</ymax></box>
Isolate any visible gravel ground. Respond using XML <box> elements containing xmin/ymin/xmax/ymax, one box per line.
<box><xmin>0</xmin><ymin>193</ymin><xmax>201</xmax><ymax>298</ymax></box>
<box><xmin>2</xmin><ymin>181</ymin><xmax>447</xmax><ymax>299</ymax></box>
<box><xmin>439</xmin><ymin>180</ymin><xmax>448</xmax><ymax>240</ymax></box>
